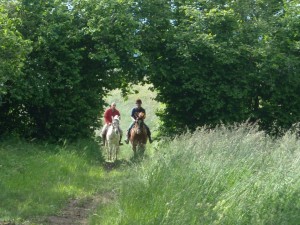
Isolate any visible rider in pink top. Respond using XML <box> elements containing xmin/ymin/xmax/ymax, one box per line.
<box><xmin>104</xmin><ymin>105</ymin><xmax>120</xmax><ymax>124</ymax></box>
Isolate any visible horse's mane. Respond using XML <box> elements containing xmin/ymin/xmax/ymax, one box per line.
<box><xmin>137</xmin><ymin>112</ymin><xmax>145</xmax><ymax>120</ymax></box>
<box><xmin>112</xmin><ymin>115</ymin><xmax>120</xmax><ymax>122</ymax></box>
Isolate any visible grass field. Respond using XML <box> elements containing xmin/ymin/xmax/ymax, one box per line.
<box><xmin>1</xmin><ymin>85</ymin><xmax>299</xmax><ymax>224</ymax></box>
<box><xmin>0</xmin><ymin>138</ymin><xmax>104</xmax><ymax>223</ymax></box>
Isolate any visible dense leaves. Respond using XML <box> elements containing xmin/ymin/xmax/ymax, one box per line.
<box><xmin>138</xmin><ymin>0</ymin><xmax>300</xmax><ymax>135</ymax></box>
<box><xmin>0</xmin><ymin>0</ymin><xmax>299</xmax><ymax>139</ymax></box>
<box><xmin>0</xmin><ymin>4</ymin><xmax>30</xmax><ymax>95</ymax></box>
<box><xmin>0</xmin><ymin>2</ymin><xmax>31</xmax><ymax>136</ymax></box>
<box><xmin>0</xmin><ymin>0</ymin><xmax>141</xmax><ymax>139</ymax></box>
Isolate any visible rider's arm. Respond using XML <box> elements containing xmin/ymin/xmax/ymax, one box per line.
<box><xmin>116</xmin><ymin>110</ymin><xmax>121</xmax><ymax>120</ymax></box>
<box><xmin>131</xmin><ymin>108</ymin><xmax>136</xmax><ymax>121</ymax></box>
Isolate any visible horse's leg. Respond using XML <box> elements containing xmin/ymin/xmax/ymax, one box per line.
<box><xmin>114</xmin><ymin>144</ymin><xmax>117</xmax><ymax>162</ymax></box>
<box><xmin>116</xmin><ymin>137</ymin><xmax>121</xmax><ymax>160</ymax></box>
<box><xmin>106</xmin><ymin>142</ymin><xmax>109</xmax><ymax>161</ymax></box>
<box><xmin>140</xmin><ymin>144</ymin><xmax>145</xmax><ymax>155</ymax></box>
<box><xmin>136</xmin><ymin>143</ymin><xmax>139</xmax><ymax>156</ymax></box>
<box><xmin>106</xmin><ymin>146</ymin><xmax>109</xmax><ymax>161</ymax></box>
<box><xmin>110</xmin><ymin>146</ymin><xmax>113</xmax><ymax>161</ymax></box>
<box><xmin>113</xmin><ymin>145</ymin><xmax>115</xmax><ymax>162</ymax></box>
<box><xmin>111</xmin><ymin>145</ymin><xmax>114</xmax><ymax>162</ymax></box>
<box><xmin>114</xmin><ymin>145</ymin><xmax>116</xmax><ymax>162</ymax></box>
<box><xmin>109</xmin><ymin>144</ymin><xmax>112</xmax><ymax>161</ymax></box>
<box><xmin>110</xmin><ymin>143</ymin><xmax>113</xmax><ymax>162</ymax></box>
<box><xmin>132</xmin><ymin>144</ymin><xmax>137</xmax><ymax>158</ymax></box>
<box><xmin>137</xmin><ymin>143</ymin><xmax>144</xmax><ymax>157</ymax></box>
<box><xmin>116</xmin><ymin>145</ymin><xmax>119</xmax><ymax>161</ymax></box>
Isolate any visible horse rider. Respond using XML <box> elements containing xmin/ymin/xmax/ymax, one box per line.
<box><xmin>124</xmin><ymin>98</ymin><xmax>153</xmax><ymax>144</ymax></box>
<box><xmin>101</xmin><ymin>102</ymin><xmax>123</xmax><ymax>146</ymax></box>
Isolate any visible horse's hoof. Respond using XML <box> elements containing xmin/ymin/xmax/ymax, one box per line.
<box><xmin>124</xmin><ymin>139</ymin><xmax>129</xmax><ymax>144</ymax></box>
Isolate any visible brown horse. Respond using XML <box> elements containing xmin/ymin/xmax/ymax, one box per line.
<box><xmin>130</xmin><ymin>113</ymin><xmax>148</xmax><ymax>157</ymax></box>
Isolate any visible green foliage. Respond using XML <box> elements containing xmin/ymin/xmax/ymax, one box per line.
<box><xmin>0</xmin><ymin>0</ymin><xmax>143</xmax><ymax>139</ymax></box>
<box><xmin>0</xmin><ymin>2</ymin><xmax>31</xmax><ymax>136</ymax></box>
<box><xmin>0</xmin><ymin>3</ymin><xmax>30</xmax><ymax>95</ymax></box>
<box><xmin>139</xmin><ymin>0</ymin><xmax>300</xmax><ymax>135</ymax></box>
<box><xmin>95</xmin><ymin>124</ymin><xmax>300</xmax><ymax>224</ymax></box>
<box><xmin>16</xmin><ymin>0</ymin><xmax>106</xmax><ymax>139</ymax></box>
<box><xmin>254</xmin><ymin>1</ymin><xmax>300</xmax><ymax>133</ymax></box>
<box><xmin>1</xmin><ymin>0</ymin><xmax>299</xmax><ymax>139</ymax></box>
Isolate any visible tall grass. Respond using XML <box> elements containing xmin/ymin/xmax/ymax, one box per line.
<box><xmin>0</xmin><ymin>138</ymin><xmax>105</xmax><ymax>224</ymax></box>
<box><xmin>93</xmin><ymin>124</ymin><xmax>300</xmax><ymax>225</ymax></box>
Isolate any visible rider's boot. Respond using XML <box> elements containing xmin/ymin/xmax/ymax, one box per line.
<box><xmin>148</xmin><ymin>135</ymin><xmax>153</xmax><ymax>144</ymax></box>
<box><xmin>119</xmin><ymin>134</ymin><xmax>123</xmax><ymax>145</ymax></box>
<box><xmin>101</xmin><ymin>134</ymin><xmax>106</xmax><ymax>146</ymax></box>
<box><xmin>124</xmin><ymin>131</ymin><xmax>130</xmax><ymax>144</ymax></box>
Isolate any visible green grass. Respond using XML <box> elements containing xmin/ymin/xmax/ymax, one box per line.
<box><xmin>0</xmin><ymin>84</ymin><xmax>161</xmax><ymax>224</ymax></box>
<box><xmin>2</xmin><ymin>85</ymin><xmax>299</xmax><ymax>225</ymax></box>
<box><xmin>92</xmin><ymin>124</ymin><xmax>300</xmax><ymax>225</ymax></box>
<box><xmin>0</xmin><ymin>138</ymin><xmax>106</xmax><ymax>224</ymax></box>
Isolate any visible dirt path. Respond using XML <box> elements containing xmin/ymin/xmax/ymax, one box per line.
<box><xmin>45</xmin><ymin>161</ymin><xmax>125</xmax><ymax>225</ymax></box>
<box><xmin>0</xmin><ymin>192</ymin><xmax>116</xmax><ymax>225</ymax></box>
<box><xmin>46</xmin><ymin>191</ymin><xmax>115</xmax><ymax>225</ymax></box>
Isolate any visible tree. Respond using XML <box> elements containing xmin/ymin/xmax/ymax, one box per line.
<box><xmin>137</xmin><ymin>0</ymin><xmax>300</xmax><ymax>135</ymax></box>
<box><xmin>254</xmin><ymin>0</ymin><xmax>300</xmax><ymax>134</ymax></box>
<box><xmin>0</xmin><ymin>2</ymin><xmax>31</xmax><ymax>136</ymax></box>
<box><xmin>1</xmin><ymin>0</ymin><xmax>299</xmax><ymax>139</ymax></box>
<box><xmin>1</xmin><ymin>0</ymin><xmax>142</xmax><ymax>139</ymax></box>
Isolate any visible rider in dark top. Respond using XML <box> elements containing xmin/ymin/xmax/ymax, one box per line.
<box><xmin>124</xmin><ymin>99</ymin><xmax>153</xmax><ymax>144</ymax></box>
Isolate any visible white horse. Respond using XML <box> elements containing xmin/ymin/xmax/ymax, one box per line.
<box><xmin>106</xmin><ymin>115</ymin><xmax>121</xmax><ymax>162</ymax></box>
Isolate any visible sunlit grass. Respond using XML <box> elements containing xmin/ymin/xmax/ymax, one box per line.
<box><xmin>92</xmin><ymin>124</ymin><xmax>300</xmax><ymax>225</ymax></box>
<box><xmin>0</xmin><ymin>138</ymin><xmax>105</xmax><ymax>224</ymax></box>
<box><xmin>0</xmin><ymin>84</ymin><xmax>161</xmax><ymax>224</ymax></box>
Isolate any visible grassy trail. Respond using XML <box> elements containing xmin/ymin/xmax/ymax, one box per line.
<box><xmin>45</xmin><ymin>144</ymin><xmax>142</xmax><ymax>225</ymax></box>
<box><xmin>2</xmin><ymin>85</ymin><xmax>299</xmax><ymax>225</ymax></box>
<box><xmin>0</xmin><ymin>84</ymin><xmax>159</xmax><ymax>225</ymax></box>
<box><xmin>0</xmin><ymin>137</ymin><xmax>151</xmax><ymax>224</ymax></box>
